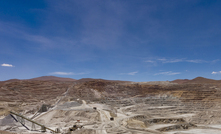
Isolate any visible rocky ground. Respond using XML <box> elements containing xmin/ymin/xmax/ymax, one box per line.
<box><xmin>1</xmin><ymin>76</ymin><xmax>221</xmax><ymax>134</ymax></box>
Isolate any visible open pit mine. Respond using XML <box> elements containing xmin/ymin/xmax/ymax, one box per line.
<box><xmin>1</xmin><ymin>76</ymin><xmax>221</xmax><ymax>134</ymax></box>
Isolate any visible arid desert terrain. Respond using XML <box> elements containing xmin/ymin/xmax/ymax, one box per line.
<box><xmin>1</xmin><ymin>76</ymin><xmax>221</xmax><ymax>134</ymax></box>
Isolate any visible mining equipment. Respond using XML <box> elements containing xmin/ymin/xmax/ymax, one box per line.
<box><xmin>9</xmin><ymin>111</ymin><xmax>58</xmax><ymax>133</ymax></box>
<box><xmin>69</xmin><ymin>120</ymin><xmax>83</xmax><ymax>131</ymax></box>
<box><xmin>110</xmin><ymin>117</ymin><xmax>114</xmax><ymax>121</ymax></box>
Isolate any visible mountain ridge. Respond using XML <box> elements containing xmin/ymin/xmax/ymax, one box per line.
<box><xmin>0</xmin><ymin>76</ymin><xmax>76</xmax><ymax>82</ymax></box>
<box><xmin>29</xmin><ymin>76</ymin><xmax>76</xmax><ymax>81</ymax></box>
<box><xmin>171</xmin><ymin>77</ymin><xmax>221</xmax><ymax>84</ymax></box>
<box><xmin>1</xmin><ymin>76</ymin><xmax>220</xmax><ymax>83</ymax></box>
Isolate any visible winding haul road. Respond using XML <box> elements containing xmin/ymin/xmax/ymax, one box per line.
<box><xmin>82</xmin><ymin>99</ymin><xmax>161</xmax><ymax>134</ymax></box>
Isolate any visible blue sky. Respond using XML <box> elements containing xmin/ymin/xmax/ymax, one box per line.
<box><xmin>0</xmin><ymin>0</ymin><xmax>221</xmax><ymax>82</ymax></box>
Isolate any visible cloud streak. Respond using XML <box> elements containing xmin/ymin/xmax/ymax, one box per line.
<box><xmin>154</xmin><ymin>71</ymin><xmax>180</xmax><ymax>75</ymax></box>
<box><xmin>211</xmin><ymin>71</ymin><xmax>221</xmax><ymax>74</ymax></box>
<box><xmin>145</xmin><ymin>60</ymin><xmax>155</xmax><ymax>63</ymax></box>
<box><xmin>185</xmin><ymin>59</ymin><xmax>206</xmax><ymax>63</ymax></box>
<box><xmin>120</xmin><ymin>71</ymin><xmax>138</xmax><ymax>75</ymax></box>
<box><xmin>50</xmin><ymin>72</ymin><xmax>87</xmax><ymax>75</ymax></box>
<box><xmin>157</xmin><ymin>58</ymin><xmax>184</xmax><ymax>63</ymax></box>
<box><xmin>1</xmin><ymin>63</ymin><xmax>14</xmax><ymax>67</ymax></box>
<box><xmin>145</xmin><ymin>58</ymin><xmax>217</xmax><ymax>64</ymax></box>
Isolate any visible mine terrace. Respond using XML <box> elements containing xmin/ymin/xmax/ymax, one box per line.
<box><xmin>1</xmin><ymin>76</ymin><xmax>221</xmax><ymax>134</ymax></box>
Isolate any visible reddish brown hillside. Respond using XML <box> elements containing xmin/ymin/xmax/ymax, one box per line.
<box><xmin>77</xmin><ymin>78</ymin><xmax>130</xmax><ymax>83</ymax></box>
<box><xmin>188</xmin><ymin>77</ymin><xmax>221</xmax><ymax>84</ymax></box>
<box><xmin>1</xmin><ymin>77</ymin><xmax>221</xmax><ymax>116</ymax></box>
<box><xmin>29</xmin><ymin>76</ymin><xmax>76</xmax><ymax>81</ymax></box>
<box><xmin>171</xmin><ymin>79</ymin><xmax>189</xmax><ymax>84</ymax></box>
<box><xmin>0</xmin><ymin>79</ymin><xmax>20</xmax><ymax>83</ymax></box>
<box><xmin>172</xmin><ymin>77</ymin><xmax>221</xmax><ymax>84</ymax></box>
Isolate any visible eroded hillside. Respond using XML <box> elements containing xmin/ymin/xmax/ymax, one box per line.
<box><xmin>1</xmin><ymin>77</ymin><xmax>221</xmax><ymax>134</ymax></box>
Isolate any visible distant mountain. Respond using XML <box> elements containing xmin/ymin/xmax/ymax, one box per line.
<box><xmin>0</xmin><ymin>76</ymin><xmax>76</xmax><ymax>82</ymax></box>
<box><xmin>4</xmin><ymin>79</ymin><xmax>21</xmax><ymax>82</ymax></box>
<box><xmin>1</xmin><ymin>76</ymin><xmax>129</xmax><ymax>83</ymax></box>
<box><xmin>189</xmin><ymin>77</ymin><xmax>221</xmax><ymax>84</ymax></box>
<box><xmin>172</xmin><ymin>77</ymin><xmax>221</xmax><ymax>84</ymax></box>
<box><xmin>29</xmin><ymin>76</ymin><xmax>76</xmax><ymax>81</ymax></box>
<box><xmin>171</xmin><ymin>79</ymin><xmax>189</xmax><ymax>84</ymax></box>
<box><xmin>77</xmin><ymin>78</ymin><xmax>130</xmax><ymax>83</ymax></box>
<box><xmin>77</xmin><ymin>78</ymin><xmax>98</xmax><ymax>82</ymax></box>
<box><xmin>0</xmin><ymin>79</ymin><xmax>20</xmax><ymax>84</ymax></box>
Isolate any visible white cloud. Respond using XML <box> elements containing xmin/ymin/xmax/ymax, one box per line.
<box><xmin>1</xmin><ymin>63</ymin><xmax>14</xmax><ymax>67</ymax></box>
<box><xmin>120</xmin><ymin>71</ymin><xmax>138</xmax><ymax>75</ymax></box>
<box><xmin>212</xmin><ymin>59</ymin><xmax>220</xmax><ymax>63</ymax></box>
<box><xmin>128</xmin><ymin>71</ymin><xmax>138</xmax><ymax>75</ymax></box>
<box><xmin>185</xmin><ymin>59</ymin><xmax>206</xmax><ymax>63</ymax></box>
<box><xmin>145</xmin><ymin>60</ymin><xmax>155</xmax><ymax>63</ymax></box>
<box><xmin>157</xmin><ymin>58</ymin><xmax>167</xmax><ymax>62</ymax></box>
<box><xmin>147</xmin><ymin>58</ymin><xmax>215</xmax><ymax>64</ymax></box>
<box><xmin>158</xmin><ymin>58</ymin><xmax>183</xmax><ymax>63</ymax></box>
<box><xmin>212</xmin><ymin>71</ymin><xmax>217</xmax><ymax>74</ymax></box>
<box><xmin>50</xmin><ymin>72</ymin><xmax>87</xmax><ymax>75</ymax></box>
<box><xmin>212</xmin><ymin>71</ymin><xmax>221</xmax><ymax>74</ymax></box>
<box><xmin>167</xmin><ymin>59</ymin><xmax>183</xmax><ymax>63</ymax></box>
<box><xmin>154</xmin><ymin>71</ymin><xmax>181</xmax><ymax>75</ymax></box>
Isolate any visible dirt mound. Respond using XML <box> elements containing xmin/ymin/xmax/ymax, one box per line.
<box><xmin>0</xmin><ymin>115</ymin><xmax>19</xmax><ymax>126</ymax></box>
